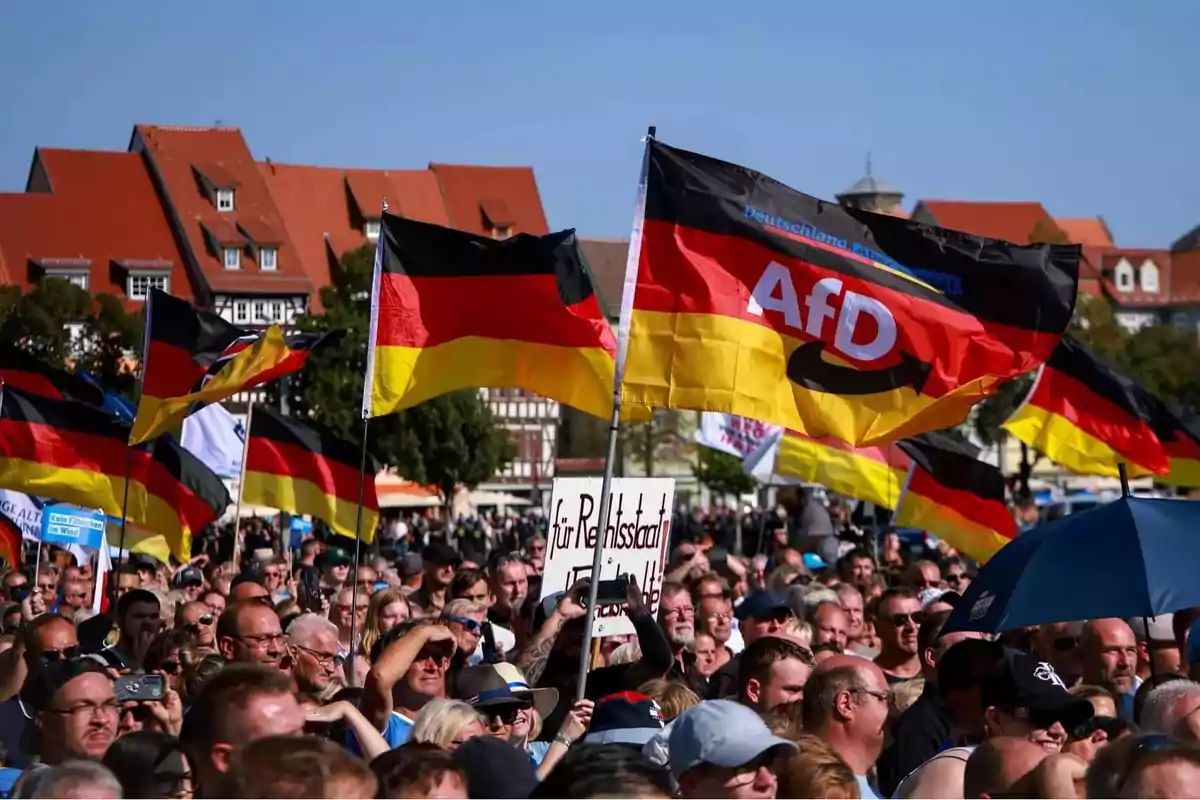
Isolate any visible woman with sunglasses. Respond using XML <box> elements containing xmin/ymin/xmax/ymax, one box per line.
<box><xmin>440</xmin><ymin>600</ymin><xmax>487</xmax><ymax>690</ymax></box>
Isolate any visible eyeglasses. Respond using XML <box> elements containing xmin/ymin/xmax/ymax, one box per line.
<box><xmin>38</xmin><ymin>645</ymin><xmax>81</xmax><ymax>664</ymax></box>
<box><xmin>664</xmin><ymin>607</ymin><xmax>695</xmax><ymax>620</ymax></box>
<box><xmin>884</xmin><ymin>612</ymin><xmax>921</xmax><ymax>628</ymax></box>
<box><xmin>46</xmin><ymin>698</ymin><xmax>119</xmax><ymax>718</ymax></box>
<box><xmin>446</xmin><ymin>617</ymin><xmax>482</xmax><ymax>634</ymax></box>
<box><xmin>294</xmin><ymin>644</ymin><xmax>344</xmax><ymax>669</ymax></box>
<box><xmin>234</xmin><ymin>632</ymin><xmax>285</xmax><ymax>648</ymax></box>
<box><xmin>853</xmin><ymin>687</ymin><xmax>894</xmax><ymax>704</ymax></box>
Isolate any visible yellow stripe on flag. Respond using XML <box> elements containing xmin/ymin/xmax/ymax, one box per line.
<box><xmin>893</xmin><ymin>491</ymin><xmax>1011</xmax><ymax>564</ymax></box>
<box><xmin>1002</xmin><ymin>404</ymin><xmax>1159</xmax><ymax>479</ymax></box>
<box><xmin>775</xmin><ymin>436</ymin><xmax>906</xmax><ymax>509</ymax></box>
<box><xmin>242</xmin><ymin>470</ymin><xmax>378</xmax><ymax>543</ymax></box>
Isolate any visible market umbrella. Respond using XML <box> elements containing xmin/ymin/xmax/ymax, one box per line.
<box><xmin>943</xmin><ymin>494</ymin><xmax>1200</xmax><ymax>634</ymax></box>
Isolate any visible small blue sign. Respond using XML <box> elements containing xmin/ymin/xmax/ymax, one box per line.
<box><xmin>40</xmin><ymin>505</ymin><xmax>105</xmax><ymax>549</ymax></box>
<box><xmin>290</xmin><ymin>517</ymin><xmax>313</xmax><ymax>534</ymax></box>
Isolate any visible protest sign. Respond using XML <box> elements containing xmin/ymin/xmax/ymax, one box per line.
<box><xmin>540</xmin><ymin>477</ymin><xmax>675</xmax><ymax>637</ymax></box>
<box><xmin>0</xmin><ymin>490</ymin><xmax>44</xmax><ymax>541</ymax></box>
<box><xmin>695</xmin><ymin>412</ymin><xmax>780</xmax><ymax>459</ymax></box>
<box><xmin>40</xmin><ymin>505</ymin><xmax>105</xmax><ymax>549</ymax></box>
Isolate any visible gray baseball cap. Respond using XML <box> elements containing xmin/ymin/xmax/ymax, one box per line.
<box><xmin>668</xmin><ymin>700</ymin><xmax>797</xmax><ymax>778</ymax></box>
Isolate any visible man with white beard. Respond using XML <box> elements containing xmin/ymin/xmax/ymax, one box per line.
<box><xmin>658</xmin><ymin>583</ymin><xmax>709</xmax><ymax>697</ymax></box>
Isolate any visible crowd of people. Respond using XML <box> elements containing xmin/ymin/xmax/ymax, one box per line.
<box><xmin>0</xmin><ymin>498</ymin><xmax>1199</xmax><ymax>798</ymax></box>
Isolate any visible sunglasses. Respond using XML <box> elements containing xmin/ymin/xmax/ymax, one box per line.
<box><xmin>751</xmin><ymin>608</ymin><xmax>793</xmax><ymax>624</ymax></box>
<box><xmin>447</xmin><ymin>616</ymin><xmax>483</xmax><ymax>634</ymax></box>
<box><xmin>189</xmin><ymin>615</ymin><xmax>215</xmax><ymax>628</ymax></box>
<box><xmin>885</xmin><ymin>612</ymin><xmax>921</xmax><ymax>627</ymax></box>
<box><xmin>39</xmin><ymin>645</ymin><xmax>81</xmax><ymax>663</ymax></box>
<box><xmin>485</xmin><ymin>703</ymin><xmax>529</xmax><ymax>725</ymax></box>
<box><xmin>160</xmin><ymin>661</ymin><xmax>182</xmax><ymax>674</ymax></box>
<box><xmin>945</xmin><ymin>573</ymin><xmax>966</xmax><ymax>584</ymax></box>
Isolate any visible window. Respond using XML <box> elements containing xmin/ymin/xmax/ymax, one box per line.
<box><xmin>492</xmin><ymin>225</ymin><xmax>512</xmax><ymax>240</ymax></box>
<box><xmin>252</xmin><ymin>300</ymin><xmax>266</xmax><ymax>323</ymax></box>
<box><xmin>1114</xmin><ymin>259</ymin><xmax>1134</xmax><ymax>292</ymax></box>
<box><xmin>1140</xmin><ymin>259</ymin><xmax>1160</xmax><ymax>293</ymax></box>
<box><xmin>216</xmin><ymin>189</ymin><xmax>235</xmax><ymax>212</ymax></box>
<box><xmin>127</xmin><ymin>274</ymin><xmax>170</xmax><ymax>300</ymax></box>
<box><xmin>364</xmin><ymin>219</ymin><xmax>381</xmax><ymax>242</ymax></box>
<box><xmin>47</xmin><ymin>271</ymin><xmax>88</xmax><ymax>290</ymax></box>
<box><xmin>259</xmin><ymin>247</ymin><xmax>278</xmax><ymax>271</ymax></box>
<box><xmin>223</xmin><ymin>247</ymin><xmax>241</xmax><ymax>270</ymax></box>
<box><xmin>233</xmin><ymin>300</ymin><xmax>250</xmax><ymax>325</ymax></box>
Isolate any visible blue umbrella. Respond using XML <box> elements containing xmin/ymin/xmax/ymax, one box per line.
<box><xmin>944</xmin><ymin>495</ymin><xmax>1200</xmax><ymax>633</ymax></box>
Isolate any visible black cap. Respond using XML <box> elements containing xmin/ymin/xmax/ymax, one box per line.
<box><xmin>172</xmin><ymin>567</ymin><xmax>204</xmax><ymax>588</ymax></box>
<box><xmin>422</xmin><ymin>541</ymin><xmax>462</xmax><ymax>568</ymax></box>
<box><xmin>451</xmin><ymin>735</ymin><xmax>538</xmax><ymax>798</ymax></box>
<box><xmin>26</xmin><ymin>657</ymin><xmax>110</xmax><ymax>715</ymax></box>
<box><xmin>735</xmin><ymin>590</ymin><xmax>792</xmax><ymax>622</ymax></box>
<box><xmin>397</xmin><ymin>552</ymin><xmax>423</xmax><ymax>578</ymax></box>
<box><xmin>981</xmin><ymin>648</ymin><xmax>1095</xmax><ymax>730</ymax></box>
<box><xmin>129</xmin><ymin>553</ymin><xmax>159</xmax><ymax>572</ymax></box>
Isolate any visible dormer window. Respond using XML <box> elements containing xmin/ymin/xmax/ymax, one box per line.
<box><xmin>260</xmin><ymin>247</ymin><xmax>278</xmax><ymax>272</ymax></box>
<box><xmin>223</xmin><ymin>247</ymin><xmax>242</xmax><ymax>270</ymax></box>
<box><xmin>365</xmin><ymin>220</ymin><xmax>381</xmax><ymax>242</ymax></box>
<box><xmin>216</xmin><ymin>188</ymin><xmax>235</xmax><ymax>212</ymax></box>
<box><xmin>1114</xmin><ymin>259</ymin><xmax>1134</xmax><ymax>292</ymax></box>
<box><xmin>1140</xmin><ymin>259</ymin><xmax>1160</xmax><ymax>293</ymax></box>
<box><xmin>492</xmin><ymin>225</ymin><xmax>512</xmax><ymax>240</ymax></box>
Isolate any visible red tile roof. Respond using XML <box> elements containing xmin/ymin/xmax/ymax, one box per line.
<box><xmin>133</xmin><ymin>125</ymin><xmax>312</xmax><ymax>298</ymax></box>
<box><xmin>1055</xmin><ymin>217</ymin><xmax>1115</xmax><ymax>248</ymax></box>
<box><xmin>258</xmin><ymin>162</ymin><xmax>451</xmax><ymax>299</ymax></box>
<box><xmin>911</xmin><ymin>200</ymin><xmax>1057</xmax><ymax>245</ymax></box>
<box><xmin>0</xmin><ymin>148</ymin><xmax>194</xmax><ymax>307</ymax></box>
<box><xmin>1097</xmin><ymin>249</ymin><xmax>1175</xmax><ymax>306</ymax></box>
<box><xmin>431</xmin><ymin>164</ymin><xmax>549</xmax><ymax>237</ymax></box>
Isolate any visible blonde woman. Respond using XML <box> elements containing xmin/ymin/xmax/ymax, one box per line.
<box><xmin>410</xmin><ymin>699</ymin><xmax>487</xmax><ymax>750</ymax></box>
<box><xmin>362</xmin><ymin>588</ymin><xmax>412</xmax><ymax>662</ymax></box>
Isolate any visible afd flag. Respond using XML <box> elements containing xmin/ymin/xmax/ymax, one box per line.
<box><xmin>181</xmin><ymin>403</ymin><xmax>244</xmax><ymax>478</ymax></box>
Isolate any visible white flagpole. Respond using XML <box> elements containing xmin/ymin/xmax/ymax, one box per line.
<box><xmin>575</xmin><ymin>126</ymin><xmax>655</xmax><ymax>701</ymax></box>
<box><xmin>231</xmin><ymin>401</ymin><xmax>255</xmax><ymax>567</ymax></box>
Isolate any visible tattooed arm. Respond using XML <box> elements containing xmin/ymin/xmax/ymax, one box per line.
<box><xmin>518</xmin><ymin>584</ymin><xmax>587</xmax><ymax>686</ymax></box>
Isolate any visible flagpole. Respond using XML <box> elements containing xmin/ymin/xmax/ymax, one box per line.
<box><xmin>231</xmin><ymin>401</ymin><xmax>255</xmax><ymax>568</ymax></box>
<box><xmin>347</xmin><ymin>417</ymin><xmax>371</xmax><ymax>685</ymax></box>
<box><xmin>575</xmin><ymin>125</ymin><xmax>654</xmax><ymax>701</ymax></box>
<box><xmin>113</xmin><ymin>292</ymin><xmax>155</xmax><ymax>607</ymax></box>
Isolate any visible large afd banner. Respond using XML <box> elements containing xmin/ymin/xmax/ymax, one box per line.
<box><xmin>540</xmin><ymin>477</ymin><xmax>675</xmax><ymax>638</ymax></box>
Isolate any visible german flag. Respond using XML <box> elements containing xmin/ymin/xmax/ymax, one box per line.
<box><xmin>619</xmin><ymin>139</ymin><xmax>1080</xmax><ymax>446</ymax></box>
<box><xmin>774</xmin><ymin>430</ymin><xmax>910</xmax><ymax>509</ymax></box>
<box><xmin>0</xmin><ymin>512</ymin><xmax>20</xmax><ymax>568</ymax></box>
<box><xmin>242</xmin><ymin>407</ymin><xmax>377</xmax><ymax>542</ymax></box>
<box><xmin>0</xmin><ymin>351</ymin><xmax>105</xmax><ymax>406</ymax></box>
<box><xmin>131</xmin><ymin>289</ymin><xmax>339</xmax><ymax>444</ymax></box>
<box><xmin>1002</xmin><ymin>336</ymin><xmax>1169</xmax><ymax>479</ymax></box>
<box><xmin>0</xmin><ymin>386</ymin><xmax>230</xmax><ymax>560</ymax></box>
<box><xmin>1147</xmin><ymin>401</ymin><xmax>1200</xmax><ymax>488</ymax></box>
<box><xmin>893</xmin><ymin>433</ymin><xmax>1015</xmax><ymax>563</ymax></box>
<box><xmin>363</xmin><ymin>213</ymin><xmax>619</xmax><ymax>420</ymax></box>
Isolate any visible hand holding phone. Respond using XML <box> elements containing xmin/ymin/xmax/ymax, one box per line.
<box><xmin>115</xmin><ymin>673</ymin><xmax>165</xmax><ymax>703</ymax></box>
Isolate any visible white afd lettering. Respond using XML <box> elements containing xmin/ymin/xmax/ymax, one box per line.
<box><xmin>746</xmin><ymin>262</ymin><xmax>801</xmax><ymax>329</ymax></box>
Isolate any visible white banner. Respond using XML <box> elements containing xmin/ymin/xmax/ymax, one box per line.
<box><xmin>181</xmin><ymin>403</ymin><xmax>245</xmax><ymax>478</ymax></box>
<box><xmin>540</xmin><ymin>477</ymin><xmax>675</xmax><ymax>638</ymax></box>
<box><xmin>695</xmin><ymin>412</ymin><xmax>780</xmax><ymax>459</ymax></box>
<box><xmin>0</xmin><ymin>490</ymin><xmax>45</xmax><ymax>541</ymax></box>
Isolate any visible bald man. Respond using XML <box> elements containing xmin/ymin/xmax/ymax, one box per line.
<box><xmin>1081</xmin><ymin>618</ymin><xmax>1138</xmax><ymax>717</ymax></box>
<box><xmin>962</xmin><ymin>737</ymin><xmax>1049</xmax><ymax>798</ymax></box>
<box><xmin>802</xmin><ymin>654</ymin><xmax>891</xmax><ymax>798</ymax></box>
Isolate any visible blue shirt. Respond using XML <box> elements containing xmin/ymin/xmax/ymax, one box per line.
<box><xmin>527</xmin><ymin>740</ymin><xmax>550</xmax><ymax>767</ymax></box>
<box><xmin>0</xmin><ymin>766</ymin><xmax>20</xmax><ymax>798</ymax></box>
<box><xmin>856</xmin><ymin>773</ymin><xmax>881</xmax><ymax>799</ymax></box>
<box><xmin>381</xmin><ymin>712</ymin><xmax>415</xmax><ymax>749</ymax></box>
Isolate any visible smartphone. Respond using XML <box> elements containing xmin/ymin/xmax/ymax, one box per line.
<box><xmin>115</xmin><ymin>674</ymin><xmax>165</xmax><ymax>703</ymax></box>
<box><xmin>708</xmin><ymin>546</ymin><xmax>729</xmax><ymax>567</ymax></box>
<box><xmin>298</xmin><ymin>566</ymin><xmax>323</xmax><ymax>614</ymax></box>
<box><xmin>593</xmin><ymin>576</ymin><xmax>630</xmax><ymax>606</ymax></box>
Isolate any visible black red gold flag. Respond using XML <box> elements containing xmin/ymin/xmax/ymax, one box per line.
<box><xmin>0</xmin><ymin>512</ymin><xmax>20</xmax><ymax>567</ymax></box>
<box><xmin>131</xmin><ymin>289</ymin><xmax>340</xmax><ymax>444</ymax></box>
<box><xmin>0</xmin><ymin>351</ymin><xmax>105</xmax><ymax>406</ymax></box>
<box><xmin>618</xmin><ymin>139</ymin><xmax>1080</xmax><ymax>446</ymax></box>
<box><xmin>362</xmin><ymin>212</ymin><xmax>620</xmax><ymax>420</ymax></box>
<box><xmin>894</xmin><ymin>432</ymin><xmax>1015</xmax><ymax>563</ymax></box>
<box><xmin>0</xmin><ymin>386</ymin><xmax>230</xmax><ymax>559</ymax></box>
<box><xmin>768</xmin><ymin>430</ymin><xmax>910</xmax><ymax>509</ymax></box>
<box><xmin>242</xmin><ymin>407</ymin><xmax>378</xmax><ymax>542</ymax></box>
<box><xmin>1003</xmin><ymin>336</ymin><xmax>1169</xmax><ymax>479</ymax></box>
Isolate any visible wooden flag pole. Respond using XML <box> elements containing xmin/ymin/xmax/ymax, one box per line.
<box><xmin>346</xmin><ymin>417</ymin><xmax>372</xmax><ymax>686</ymax></box>
<box><xmin>231</xmin><ymin>401</ymin><xmax>256</xmax><ymax>568</ymax></box>
<box><xmin>575</xmin><ymin>125</ymin><xmax>655</xmax><ymax>702</ymax></box>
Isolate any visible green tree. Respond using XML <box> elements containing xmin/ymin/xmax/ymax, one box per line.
<box><xmin>694</xmin><ymin>447</ymin><xmax>756</xmax><ymax>498</ymax></box>
<box><xmin>620</xmin><ymin>409</ymin><xmax>691</xmax><ymax>477</ymax></box>
<box><xmin>0</xmin><ymin>278</ymin><xmax>143</xmax><ymax>400</ymax></box>
<box><xmin>271</xmin><ymin>244</ymin><xmax>514</xmax><ymax>506</ymax></box>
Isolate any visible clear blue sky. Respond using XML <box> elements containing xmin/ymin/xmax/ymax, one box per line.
<box><xmin>1</xmin><ymin>1</ymin><xmax>1196</xmax><ymax>247</ymax></box>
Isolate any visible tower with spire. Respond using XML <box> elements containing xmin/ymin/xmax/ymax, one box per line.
<box><xmin>836</xmin><ymin>153</ymin><xmax>904</xmax><ymax>215</ymax></box>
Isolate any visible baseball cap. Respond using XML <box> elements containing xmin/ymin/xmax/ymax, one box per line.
<box><xmin>1129</xmin><ymin>614</ymin><xmax>1175</xmax><ymax>644</ymax></box>
<box><xmin>26</xmin><ymin>657</ymin><xmax>110</xmax><ymax>715</ymax></box>
<box><xmin>583</xmin><ymin>691</ymin><xmax>665</xmax><ymax>747</ymax></box>
<box><xmin>319</xmin><ymin>546</ymin><xmax>353</xmax><ymax>568</ymax></box>
<box><xmin>735</xmin><ymin>590</ymin><xmax>792</xmax><ymax>622</ymax></box>
<box><xmin>669</xmin><ymin>699</ymin><xmax>797</xmax><ymax>778</ymax></box>
<box><xmin>423</xmin><ymin>541</ymin><xmax>462</xmax><ymax>567</ymax></box>
<box><xmin>981</xmin><ymin>648</ymin><xmax>1095</xmax><ymax>730</ymax></box>
<box><xmin>396</xmin><ymin>552</ymin><xmax>423</xmax><ymax>578</ymax></box>
<box><xmin>172</xmin><ymin>567</ymin><xmax>204</xmax><ymax>589</ymax></box>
